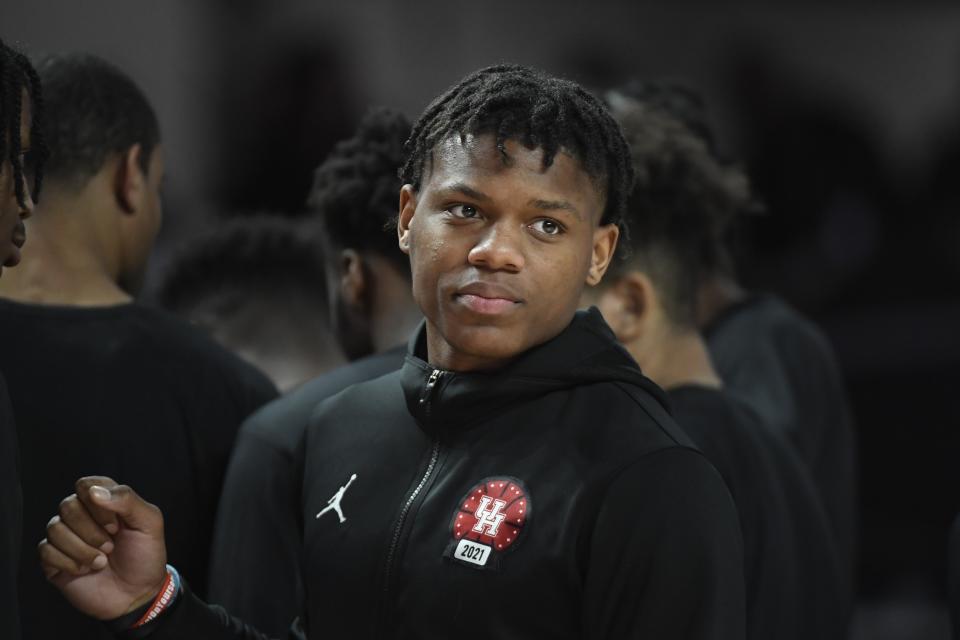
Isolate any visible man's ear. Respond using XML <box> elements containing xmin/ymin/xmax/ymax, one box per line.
<box><xmin>603</xmin><ymin>271</ymin><xmax>654</xmax><ymax>343</ymax></box>
<box><xmin>585</xmin><ymin>223</ymin><xmax>620</xmax><ymax>286</ymax></box>
<box><xmin>397</xmin><ymin>185</ymin><xmax>418</xmax><ymax>255</ymax></box>
<box><xmin>339</xmin><ymin>249</ymin><xmax>367</xmax><ymax>310</ymax></box>
<box><xmin>114</xmin><ymin>144</ymin><xmax>145</xmax><ymax>215</ymax></box>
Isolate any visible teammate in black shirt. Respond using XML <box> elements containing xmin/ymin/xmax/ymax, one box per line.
<box><xmin>584</xmin><ymin>98</ymin><xmax>849</xmax><ymax>638</ymax></box>
<box><xmin>0</xmin><ymin>37</ymin><xmax>47</xmax><ymax>640</ymax></box>
<box><xmin>0</xmin><ymin>53</ymin><xmax>277</xmax><ymax>640</ymax></box>
<box><xmin>39</xmin><ymin>65</ymin><xmax>744</xmax><ymax>639</ymax></box>
<box><xmin>204</xmin><ymin>108</ymin><xmax>415</xmax><ymax>636</ymax></box>
<box><xmin>611</xmin><ymin>80</ymin><xmax>858</xmax><ymax>594</ymax></box>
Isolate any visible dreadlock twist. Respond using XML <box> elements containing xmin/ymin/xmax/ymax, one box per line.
<box><xmin>400</xmin><ymin>64</ymin><xmax>634</xmax><ymax>233</ymax></box>
<box><xmin>0</xmin><ymin>40</ymin><xmax>47</xmax><ymax>208</ymax></box>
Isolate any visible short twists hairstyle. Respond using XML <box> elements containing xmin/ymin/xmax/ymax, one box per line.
<box><xmin>400</xmin><ymin>64</ymin><xmax>634</xmax><ymax>233</ymax></box>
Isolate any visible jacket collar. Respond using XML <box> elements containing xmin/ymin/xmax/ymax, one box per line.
<box><xmin>400</xmin><ymin>308</ymin><xmax>668</xmax><ymax>438</ymax></box>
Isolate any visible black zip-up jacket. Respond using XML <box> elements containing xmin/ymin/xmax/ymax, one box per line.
<box><xmin>132</xmin><ymin>309</ymin><xmax>745</xmax><ymax>640</ymax></box>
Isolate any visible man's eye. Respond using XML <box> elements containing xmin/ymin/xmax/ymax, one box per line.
<box><xmin>449</xmin><ymin>204</ymin><xmax>479</xmax><ymax>219</ymax></box>
<box><xmin>531</xmin><ymin>219</ymin><xmax>563</xmax><ymax>236</ymax></box>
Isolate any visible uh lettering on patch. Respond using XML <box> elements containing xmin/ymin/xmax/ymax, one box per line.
<box><xmin>444</xmin><ymin>476</ymin><xmax>531</xmax><ymax>570</ymax></box>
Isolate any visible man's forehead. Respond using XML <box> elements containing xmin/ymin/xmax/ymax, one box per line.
<box><xmin>423</xmin><ymin>132</ymin><xmax>606</xmax><ymax>221</ymax></box>
<box><xmin>430</xmin><ymin>133</ymin><xmax>559</xmax><ymax>180</ymax></box>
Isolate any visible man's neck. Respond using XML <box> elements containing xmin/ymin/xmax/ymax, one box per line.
<box><xmin>695</xmin><ymin>274</ymin><xmax>747</xmax><ymax>330</ymax></box>
<box><xmin>632</xmin><ymin>326</ymin><xmax>722</xmax><ymax>391</ymax></box>
<box><xmin>0</xmin><ymin>211</ymin><xmax>131</xmax><ymax>307</ymax></box>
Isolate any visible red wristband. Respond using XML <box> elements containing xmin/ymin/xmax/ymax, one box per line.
<box><xmin>131</xmin><ymin>566</ymin><xmax>179</xmax><ymax>629</ymax></box>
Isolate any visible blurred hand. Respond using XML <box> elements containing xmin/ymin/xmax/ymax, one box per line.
<box><xmin>38</xmin><ymin>476</ymin><xmax>168</xmax><ymax>620</ymax></box>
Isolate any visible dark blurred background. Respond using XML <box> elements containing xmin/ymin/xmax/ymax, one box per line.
<box><xmin>3</xmin><ymin>1</ymin><xmax>959</xmax><ymax>637</ymax></box>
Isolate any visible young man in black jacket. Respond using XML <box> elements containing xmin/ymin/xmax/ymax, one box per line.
<box><xmin>585</xmin><ymin>99</ymin><xmax>849</xmax><ymax>639</ymax></box>
<box><xmin>38</xmin><ymin>65</ymin><xmax>745</xmax><ymax>640</ymax></box>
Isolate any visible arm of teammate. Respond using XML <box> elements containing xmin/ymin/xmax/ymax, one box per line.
<box><xmin>38</xmin><ymin>477</ymin><xmax>301</xmax><ymax>640</ymax></box>
<box><xmin>582</xmin><ymin>448</ymin><xmax>746</xmax><ymax>640</ymax></box>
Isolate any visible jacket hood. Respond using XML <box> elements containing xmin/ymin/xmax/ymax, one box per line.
<box><xmin>400</xmin><ymin>307</ymin><xmax>669</xmax><ymax>437</ymax></box>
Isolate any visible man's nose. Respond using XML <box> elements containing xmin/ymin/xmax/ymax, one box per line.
<box><xmin>467</xmin><ymin>221</ymin><xmax>525</xmax><ymax>272</ymax></box>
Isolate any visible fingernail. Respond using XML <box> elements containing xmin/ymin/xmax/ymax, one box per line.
<box><xmin>99</xmin><ymin>540</ymin><xmax>114</xmax><ymax>554</ymax></box>
<box><xmin>91</xmin><ymin>554</ymin><xmax>107</xmax><ymax>570</ymax></box>
<box><xmin>43</xmin><ymin>568</ymin><xmax>59</xmax><ymax>580</ymax></box>
<box><xmin>90</xmin><ymin>486</ymin><xmax>110</xmax><ymax>501</ymax></box>
<box><xmin>105</xmin><ymin>523</ymin><xmax>119</xmax><ymax>534</ymax></box>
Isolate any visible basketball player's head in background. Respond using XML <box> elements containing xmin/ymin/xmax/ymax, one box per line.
<box><xmin>582</xmin><ymin>91</ymin><xmax>752</xmax><ymax>383</ymax></box>
<box><xmin>396</xmin><ymin>64</ymin><xmax>634</xmax><ymax>372</ymax></box>
<box><xmin>157</xmin><ymin>215</ymin><xmax>344</xmax><ymax>392</ymax></box>
<box><xmin>305</xmin><ymin>107</ymin><xmax>420</xmax><ymax>361</ymax></box>
<box><xmin>0</xmin><ymin>53</ymin><xmax>161</xmax><ymax>303</ymax></box>
<box><xmin>605</xmin><ymin>80</ymin><xmax>760</xmax><ymax>327</ymax></box>
<box><xmin>0</xmin><ymin>39</ymin><xmax>47</xmax><ymax>278</ymax></box>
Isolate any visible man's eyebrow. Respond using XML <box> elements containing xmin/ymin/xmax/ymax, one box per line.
<box><xmin>435</xmin><ymin>182</ymin><xmax>492</xmax><ymax>203</ymax></box>
<box><xmin>528</xmin><ymin>198</ymin><xmax>582</xmax><ymax>220</ymax></box>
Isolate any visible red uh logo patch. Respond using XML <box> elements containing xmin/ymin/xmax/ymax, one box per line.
<box><xmin>445</xmin><ymin>477</ymin><xmax>531</xmax><ymax>570</ymax></box>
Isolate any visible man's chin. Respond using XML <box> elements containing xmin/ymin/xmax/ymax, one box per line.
<box><xmin>2</xmin><ymin>245</ymin><xmax>21</xmax><ymax>268</ymax></box>
<box><xmin>442</xmin><ymin>324</ymin><xmax>531</xmax><ymax>365</ymax></box>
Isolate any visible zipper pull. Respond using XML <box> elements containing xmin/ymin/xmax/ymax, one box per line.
<box><xmin>419</xmin><ymin>369</ymin><xmax>443</xmax><ymax>406</ymax></box>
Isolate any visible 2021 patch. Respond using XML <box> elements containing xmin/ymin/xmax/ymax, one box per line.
<box><xmin>444</xmin><ymin>476</ymin><xmax>531</xmax><ymax>570</ymax></box>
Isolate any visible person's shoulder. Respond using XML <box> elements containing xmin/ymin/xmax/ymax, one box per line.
<box><xmin>119</xmin><ymin>304</ymin><xmax>223</xmax><ymax>352</ymax></box>
<box><xmin>242</xmin><ymin>349</ymin><xmax>406</xmax><ymax>449</ymax></box>
<box><xmin>668</xmin><ymin>385</ymin><xmax>778</xmax><ymax>471</ymax></box>
<box><xmin>708</xmin><ymin>294</ymin><xmax>844</xmax><ymax>383</ymax></box>
<box><xmin>302</xmin><ymin>348</ymin><xmax>406</xmax><ymax>401</ymax></box>
<box><xmin>718</xmin><ymin>295</ymin><xmax>835</xmax><ymax>354</ymax></box>
<box><xmin>312</xmin><ymin>367</ymin><xmax>405</xmax><ymax>420</ymax></box>
<box><xmin>300</xmin><ymin>369</ymin><xmax>406</xmax><ymax>452</ymax></box>
<box><xmin>565</xmin><ymin>376</ymin><xmax>700</xmax><ymax>461</ymax></box>
<box><xmin>668</xmin><ymin>385</ymin><xmax>751</xmax><ymax>434</ymax></box>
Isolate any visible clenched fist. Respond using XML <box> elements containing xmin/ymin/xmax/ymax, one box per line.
<box><xmin>38</xmin><ymin>476</ymin><xmax>169</xmax><ymax>621</ymax></box>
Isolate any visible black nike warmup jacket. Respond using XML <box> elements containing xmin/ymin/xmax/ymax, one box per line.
<box><xmin>123</xmin><ymin>309</ymin><xmax>745</xmax><ymax>640</ymax></box>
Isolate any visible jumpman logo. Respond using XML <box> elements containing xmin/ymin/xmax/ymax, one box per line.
<box><xmin>316</xmin><ymin>474</ymin><xmax>358</xmax><ymax>524</ymax></box>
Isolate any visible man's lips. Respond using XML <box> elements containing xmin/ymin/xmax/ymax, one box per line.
<box><xmin>3</xmin><ymin>223</ymin><xmax>25</xmax><ymax>267</ymax></box>
<box><xmin>453</xmin><ymin>282</ymin><xmax>523</xmax><ymax>315</ymax></box>
<box><xmin>12</xmin><ymin>222</ymin><xmax>25</xmax><ymax>249</ymax></box>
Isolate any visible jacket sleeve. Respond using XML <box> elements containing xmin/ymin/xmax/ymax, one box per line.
<box><xmin>582</xmin><ymin>447</ymin><xmax>745</xmax><ymax>640</ymax></box>
<box><xmin>207</xmin><ymin>427</ymin><xmax>304</xmax><ymax>636</ymax></box>
<box><xmin>118</xmin><ymin>581</ymin><xmax>305</xmax><ymax>640</ymax></box>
